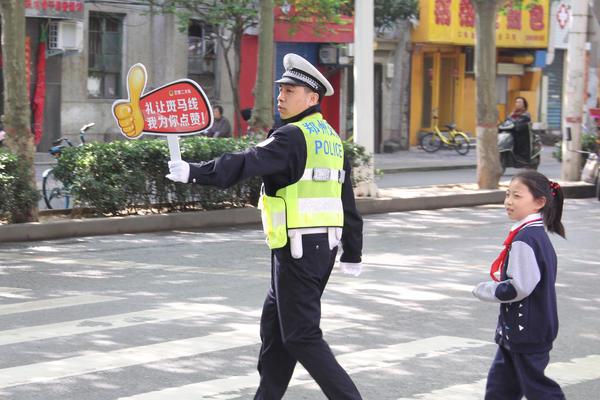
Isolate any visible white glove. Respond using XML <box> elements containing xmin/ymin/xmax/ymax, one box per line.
<box><xmin>340</xmin><ymin>262</ymin><xmax>362</xmax><ymax>277</ymax></box>
<box><xmin>166</xmin><ymin>160</ymin><xmax>190</xmax><ymax>183</ymax></box>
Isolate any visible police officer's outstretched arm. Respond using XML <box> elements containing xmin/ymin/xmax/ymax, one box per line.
<box><xmin>166</xmin><ymin>130</ymin><xmax>292</xmax><ymax>187</ymax></box>
<box><xmin>339</xmin><ymin>155</ymin><xmax>364</xmax><ymax>276</ymax></box>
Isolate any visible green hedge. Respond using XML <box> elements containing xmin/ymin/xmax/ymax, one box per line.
<box><xmin>0</xmin><ymin>150</ymin><xmax>40</xmax><ymax>223</ymax></box>
<box><xmin>52</xmin><ymin>137</ymin><xmax>371</xmax><ymax>216</ymax></box>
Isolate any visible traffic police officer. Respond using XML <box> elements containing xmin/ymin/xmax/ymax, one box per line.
<box><xmin>167</xmin><ymin>53</ymin><xmax>364</xmax><ymax>399</ymax></box>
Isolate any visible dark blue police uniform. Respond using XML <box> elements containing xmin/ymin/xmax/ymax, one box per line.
<box><xmin>186</xmin><ymin>104</ymin><xmax>363</xmax><ymax>399</ymax></box>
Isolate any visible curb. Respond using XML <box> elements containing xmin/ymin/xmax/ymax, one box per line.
<box><xmin>379</xmin><ymin>164</ymin><xmax>477</xmax><ymax>174</ymax></box>
<box><xmin>0</xmin><ymin>183</ymin><xmax>595</xmax><ymax>243</ymax></box>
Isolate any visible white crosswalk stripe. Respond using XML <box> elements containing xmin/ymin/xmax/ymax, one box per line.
<box><xmin>0</xmin><ymin>287</ymin><xmax>30</xmax><ymax>298</ymax></box>
<box><xmin>0</xmin><ymin>295</ymin><xmax>123</xmax><ymax>316</ymax></box>
<box><xmin>0</xmin><ymin>319</ymin><xmax>356</xmax><ymax>389</ymax></box>
<box><xmin>117</xmin><ymin>336</ymin><xmax>491</xmax><ymax>399</ymax></box>
<box><xmin>0</xmin><ymin>302</ymin><xmax>239</xmax><ymax>346</ymax></box>
<box><xmin>397</xmin><ymin>355</ymin><xmax>600</xmax><ymax>400</ymax></box>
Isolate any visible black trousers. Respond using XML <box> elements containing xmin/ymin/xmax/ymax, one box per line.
<box><xmin>485</xmin><ymin>345</ymin><xmax>565</xmax><ymax>400</ymax></box>
<box><xmin>254</xmin><ymin>233</ymin><xmax>362</xmax><ymax>400</ymax></box>
<box><xmin>512</xmin><ymin>129</ymin><xmax>530</xmax><ymax>160</ymax></box>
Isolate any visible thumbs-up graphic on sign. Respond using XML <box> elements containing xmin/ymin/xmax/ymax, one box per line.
<box><xmin>113</xmin><ymin>64</ymin><xmax>147</xmax><ymax>138</ymax></box>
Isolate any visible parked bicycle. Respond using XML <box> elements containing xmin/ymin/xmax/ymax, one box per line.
<box><xmin>419</xmin><ymin>115</ymin><xmax>471</xmax><ymax>155</ymax></box>
<box><xmin>42</xmin><ymin>123</ymin><xmax>95</xmax><ymax>209</ymax></box>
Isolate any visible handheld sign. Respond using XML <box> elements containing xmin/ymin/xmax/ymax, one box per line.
<box><xmin>112</xmin><ymin>64</ymin><xmax>213</xmax><ymax>161</ymax></box>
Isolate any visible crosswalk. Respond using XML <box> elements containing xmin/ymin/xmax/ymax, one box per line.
<box><xmin>1</xmin><ymin>292</ymin><xmax>599</xmax><ymax>399</ymax></box>
<box><xmin>398</xmin><ymin>355</ymin><xmax>600</xmax><ymax>400</ymax></box>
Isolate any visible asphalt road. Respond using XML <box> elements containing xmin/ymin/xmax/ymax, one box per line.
<box><xmin>0</xmin><ymin>199</ymin><xmax>598</xmax><ymax>399</ymax></box>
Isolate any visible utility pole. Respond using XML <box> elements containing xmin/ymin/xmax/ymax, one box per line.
<box><xmin>353</xmin><ymin>0</ymin><xmax>377</xmax><ymax>196</ymax></box>
<box><xmin>562</xmin><ymin>0</ymin><xmax>589</xmax><ymax>181</ymax></box>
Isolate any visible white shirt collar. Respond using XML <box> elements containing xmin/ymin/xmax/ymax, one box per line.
<box><xmin>510</xmin><ymin>212</ymin><xmax>542</xmax><ymax>231</ymax></box>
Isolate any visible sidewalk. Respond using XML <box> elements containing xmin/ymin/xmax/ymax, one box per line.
<box><xmin>373</xmin><ymin>144</ymin><xmax>558</xmax><ymax>173</ymax></box>
<box><xmin>373</xmin><ymin>146</ymin><xmax>477</xmax><ymax>173</ymax></box>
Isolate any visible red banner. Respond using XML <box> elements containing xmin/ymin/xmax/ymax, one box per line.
<box><xmin>32</xmin><ymin>31</ymin><xmax>47</xmax><ymax>145</ymax></box>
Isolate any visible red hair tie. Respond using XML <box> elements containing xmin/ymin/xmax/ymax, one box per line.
<box><xmin>550</xmin><ymin>181</ymin><xmax>560</xmax><ymax>196</ymax></box>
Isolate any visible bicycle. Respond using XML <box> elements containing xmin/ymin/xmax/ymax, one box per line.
<box><xmin>419</xmin><ymin>116</ymin><xmax>471</xmax><ymax>155</ymax></box>
<box><xmin>42</xmin><ymin>122</ymin><xmax>95</xmax><ymax>209</ymax></box>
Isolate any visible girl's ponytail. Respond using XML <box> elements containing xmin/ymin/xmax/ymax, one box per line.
<box><xmin>546</xmin><ymin>181</ymin><xmax>565</xmax><ymax>238</ymax></box>
<box><xmin>513</xmin><ymin>171</ymin><xmax>566</xmax><ymax>238</ymax></box>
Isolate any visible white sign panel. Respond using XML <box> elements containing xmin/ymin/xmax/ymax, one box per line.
<box><xmin>551</xmin><ymin>0</ymin><xmax>571</xmax><ymax>50</ymax></box>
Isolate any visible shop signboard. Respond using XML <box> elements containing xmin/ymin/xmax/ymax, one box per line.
<box><xmin>25</xmin><ymin>0</ymin><xmax>84</xmax><ymax>21</ymax></box>
<box><xmin>412</xmin><ymin>0</ymin><xmax>549</xmax><ymax>48</ymax></box>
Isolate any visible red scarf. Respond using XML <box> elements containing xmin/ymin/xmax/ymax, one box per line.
<box><xmin>490</xmin><ymin>218</ymin><xmax>542</xmax><ymax>282</ymax></box>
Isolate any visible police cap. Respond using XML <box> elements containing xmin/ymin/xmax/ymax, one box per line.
<box><xmin>274</xmin><ymin>53</ymin><xmax>334</xmax><ymax>97</ymax></box>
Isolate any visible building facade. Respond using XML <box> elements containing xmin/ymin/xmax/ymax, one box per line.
<box><xmin>1</xmin><ymin>1</ymin><xmax>232</xmax><ymax>151</ymax></box>
<box><xmin>409</xmin><ymin>0</ymin><xmax>550</xmax><ymax>145</ymax></box>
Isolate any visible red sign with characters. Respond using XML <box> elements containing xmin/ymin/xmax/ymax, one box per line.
<box><xmin>112</xmin><ymin>64</ymin><xmax>213</xmax><ymax>139</ymax></box>
<box><xmin>113</xmin><ymin>64</ymin><xmax>213</xmax><ymax>161</ymax></box>
<box><xmin>139</xmin><ymin>82</ymin><xmax>212</xmax><ymax>135</ymax></box>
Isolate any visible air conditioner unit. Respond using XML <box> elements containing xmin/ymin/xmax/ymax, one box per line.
<box><xmin>319</xmin><ymin>45</ymin><xmax>338</xmax><ymax>65</ymax></box>
<box><xmin>48</xmin><ymin>20</ymin><xmax>84</xmax><ymax>52</ymax></box>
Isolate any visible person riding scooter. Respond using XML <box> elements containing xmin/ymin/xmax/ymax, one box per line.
<box><xmin>498</xmin><ymin>97</ymin><xmax>542</xmax><ymax>172</ymax></box>
<box><xmin>508</xmin><ymin>97</ymin><xmax>531</xmax><ymax>161</ymax></box>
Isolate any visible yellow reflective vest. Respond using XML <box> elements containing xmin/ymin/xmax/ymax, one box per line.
<box><xmin>258</xmin><ymin>112</ymin><xmax>345</xmax><ymax>249</ymax></box>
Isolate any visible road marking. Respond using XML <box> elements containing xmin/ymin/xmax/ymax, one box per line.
<box><xmin>0</xmin><ymin>295</ymin><xmax>123</xmax><ymax>316</ymax></box>
<box><xmin>0</xmin><ymin>320</ymin><xmax>355</xmax><ymax>389</ymax></box>
<box><xmin>397</xmin><ymin>354</ymin><xmax>600</xmax><ymax>400</ymax></box>
<box><xmin>0</xmin><ymin>256</ymin><xmax>270</xmax><ymax>279</ymax></box>
<box><xmin>0</xmin><ymin>287</ymin><xmax>29</xmax><ymax>298</ymax></box>
<box><xmin>0</xmin><ymin>302</ymin><xmax>240</xmax><ymax>346</ymax></box>
<box><xmin>117</xmin><ymin>336</ymin><xmax>490</xmax><ymax>400</ymax></box>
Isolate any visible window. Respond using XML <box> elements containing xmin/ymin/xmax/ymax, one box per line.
<box><xmin>88</xmin><ymin>12</ymin><xmax>123</xmax><ymax>99</ymax></box>
<box><xmin>188</xmin><ymin>20</ymin><xmax>216</xmax><ymax>76</ymax></box>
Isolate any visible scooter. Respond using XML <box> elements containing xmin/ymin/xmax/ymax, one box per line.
<box><xmin>497</xmin><ymin>119</ymin><xmax>542</xmax><ymax>172</ymax></box>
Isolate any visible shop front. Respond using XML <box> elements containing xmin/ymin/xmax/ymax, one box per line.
<box><xmin>409</xmin><ymin>0</ymin><xmax>549</xmax><ymax>146</ymax></box>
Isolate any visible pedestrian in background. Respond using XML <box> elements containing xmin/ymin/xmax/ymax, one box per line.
<box><xmin>473</xmin><ymin>170</ymin><xmax>566</xmax><ymax>400</ymax></box>
<box><xmin>507</xmin><ymin>96</ymin><xmax>531</xmax><ymax>161</ymax></box>
<box><xmin>205</xmin><ymin>105</ymin><xmax>231</xmax><ymax>138</ymax></box>
<box><xmin>166</xmin><ymin>53</ymin><xmax>364</xmax><ymax>399</ymax></box>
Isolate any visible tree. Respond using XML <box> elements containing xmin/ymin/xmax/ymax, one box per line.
<box><xmin>374</xmin><ymin>0</ymin><xmax>418</xmax><ymax>33</ymax></box>
<box><xmin>471</xmin><ymin>0</ymin><xmax>548</xmax><ymax>189</ymax></box>
<box><xmin>250</xmin><ymin>0</ymin><xmax>354</xmax><ymax>136</ymax></box>
<box><xmin>143</xmin><ymin>1</ymin><xmax>351</xmax><ymax>136</ymax></box>
<box><xmin>0</xmin><ymin>0</ymin><xmax>39</xmax><ymax>222</ymax></box>
<box><xmin>374</xmin><ymin>0</ymin><xmax>419</xmax><ymax>149</ymax></box>
<box><xmin>143</xmin><ymin>0</ymin><xmax>259</xmax><ymax>133</ymax></box>
<box><xmin>471</xmin><ymin>0</ymin><xmax>503</xmax><ymax>189</ymax></box>
<box><xmin>250</xmin><ymin>0</ymin><xmax>274</xmax><ymax>136</ymax></box>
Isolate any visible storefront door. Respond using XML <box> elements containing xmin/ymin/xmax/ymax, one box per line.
<box><xmin>438</xmin><ymin>55</ymin><xmax>458</xmax><ymax>127</ymax></box>
<box><xmin>410</xmin><ymin>49</ymin><xmax>463</xmax><ymax>145</ymax></box>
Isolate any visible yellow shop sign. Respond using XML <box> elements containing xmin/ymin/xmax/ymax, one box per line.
<box><xmin>412</xmin><ymin>0</ymin><xmax>548</xmax><ymax>48</ymax></box>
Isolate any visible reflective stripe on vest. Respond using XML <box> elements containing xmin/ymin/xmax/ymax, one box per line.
<box><xmin>259</xmin><ymin>113</ymin><xmax>344</xmax><ymax>249</ymax></box>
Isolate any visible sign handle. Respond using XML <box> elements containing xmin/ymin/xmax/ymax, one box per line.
<box><xmin>167</xmin><ymin>136</ymin><xmax>182</xmax><ymax>162</ymax></box>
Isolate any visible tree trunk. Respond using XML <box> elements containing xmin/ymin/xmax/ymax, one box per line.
<box><xmin>472</xmin><ymin>0</ymin><xmax>502</xmax><ymax>189</ymax></box>
<box><xmin>250</xmin><ymin>0</ymin><xmax>274</xmax><ymax>136</ymax></box>
<box><xmin>390</xmin><ymin>19</ymin><xmax>411</xmax><ymax>150</ymax></box>
<box><xmin>217</xmin><ymin>27</ymin><xmax>242</xmax><ymax>137</ymax></box>
<box><xmin>0</xmin><ymin>0</ymin><xmax>39</xmax><ymax>222</ymax></box>
<box><xmin>562</xmin><ymin>0</ymin><xmax>588</xmax><ymax>181</ymax></box>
